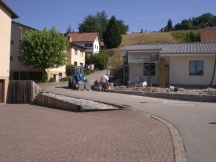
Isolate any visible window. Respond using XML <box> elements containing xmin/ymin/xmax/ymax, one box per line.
<box><xmin>189</xmin><ymin>60</ymin><xmax>203</xmax><ymax>75</ymax></box>
<box><xmin>11</xmin><ymin>40</ymin><xmax>14</xmax><ymax>45</ymax></box>
<box><xmin>10</xmin><ymin>56</ymin><xmax>13</xmax><ymax>61</ymax></box>
<box><xmin>80</xmin><ymin>63</ymin><xmax>83</xmax><ymax>66</ymax></box>
<box><xmin>74</xmin><ymin>49</ymin><xmax>77</xmax><ymax>55</ymax></box>
<box><xmin>80</xmin><ymin>51</ymin><xmax>83</xmax><ymax>57</ymax></box>
<box><xmin>144</xmin><ymin>63</ymin><xmax>155</xmax><ymax>76</ymax></box>
<box><xmin>85</xmin><ymin>43</ymin><xmax>93</xmax><ymax>47</ymax></box>
<box><xmin>74</xmin><ymin>61</ymin><xmax>77</xmax><ymax>66</ymax></box>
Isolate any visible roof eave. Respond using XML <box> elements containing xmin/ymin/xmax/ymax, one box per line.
<box><xmin>0</xmin><ymin>1</ymin><xmax>19</xmax><ymax>19</ymax></box>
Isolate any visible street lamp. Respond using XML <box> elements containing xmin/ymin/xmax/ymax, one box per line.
<box><xmin>18</xmin><ymin>27</ymin><xmax>22</xmax><ymax>80</ymax></box>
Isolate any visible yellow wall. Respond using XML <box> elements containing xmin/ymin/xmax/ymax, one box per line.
<box><xmin>169</xmin><ymin>54</ymin><xmax>216</xmax><ymax>86</ymax></box>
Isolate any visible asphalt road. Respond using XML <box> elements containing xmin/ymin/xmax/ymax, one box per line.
<box><xmin>39</xmin><ymin>71</ymin><xmax>216</xmax><ymax>162</ymax></box>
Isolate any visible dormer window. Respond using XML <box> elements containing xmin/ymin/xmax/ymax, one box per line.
<box><xmin>85</xmin><ymin>43</ymin><xmax>93</xmax><ymax>47</ymax></box>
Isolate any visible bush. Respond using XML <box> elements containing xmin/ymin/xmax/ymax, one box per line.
<box><xmin>66</xmin><ymin>64</ymin><xmax>74</xmax><ymax>76</ymax></box>
<box><xmin>60</xmin><ymin>77</ymin><xmax>69</xmax><ymax>82</ymax></box>
<box><xmin>85</xmin><ymin>70</ymin><xmax>92</xmax><ymax>75</ymax></box>
<box><xmin>94</xmin><ymin>68</ymin><xmax>99</xmax><ymax>71</ymax></box>
<box><xmin>49</xmin><ymin>77</ymin><xmax>56</xmax><ymax>82</ymax></box>
<box><xmin>171</xmin><ymin>31</ymin><xmax>200</xmax><ymax>42</ymax></box>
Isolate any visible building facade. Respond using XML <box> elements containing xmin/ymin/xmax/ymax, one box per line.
<box><xmin>0</xmin><ymin>1</ymin><xmax>18</xmax><ymax>103</ymax></box>
<box><xmin>67</xmin><ymin>42</ymin><xmax>85</xmax><ymax>67</ymax></box>
<box><xmin>67</xmin><ymin>32</ymin><xmax>100</xmax><ymax>54</ymax></box>
<box><xmin>120</xmin><ymin>43</ymin><xmax>216</xmax><ymax>87</ymax></box>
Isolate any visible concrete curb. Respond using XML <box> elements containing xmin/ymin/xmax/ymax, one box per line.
<box><xmin>130</xmin><ymin>108</ymin><xmax>188</xmax><ymax>162</ymax></box>
<box><xmin>110</xmin><ymin>90</ymin><xmax>216</xmax><ymax>102</ymax></box>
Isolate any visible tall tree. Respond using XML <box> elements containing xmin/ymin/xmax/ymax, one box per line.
<box><xmin>78</xmin><ymin>11</ymin><xmax>128</xmax><ymax>38</ymax></box>
<box><xmin>167</xmin><ymin>19</ymin><xmax>173</xmax><ymax>31</ymax></box>
<box><xmin>78</xmin><ymin>11</ymin><xmax>108</xmax><ymax>37</ymax></box>
<box><xmin>20</xmin><ymin>27</ymin><xmax>69</xmax><ymax>82</ymax></box>
<box><xmin>181</xmin><ymin>19</ymin><xmax>193</xmax><ymax>30</ymax></box>
<box><xmin>117</xmin><ymin>20</ymin><xmax>129</xmax><ymax>34</ymax></box>
<box><xmin>66</xmin><ymin>24</ymin><xmax>72</xmax><ymax>33</ymax></box>
<box><xmin>103</xmin><ymin>16</ymin><xmax>122</xmax><ymax>49</ymax></box>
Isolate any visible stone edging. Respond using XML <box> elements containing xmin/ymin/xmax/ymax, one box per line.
<box><xmin>110</xmin><ymin>90</ymin><xmax>216</xmax><ymax>102</ymax></box>
<box><xmin>130</xmin><ymin>108</ymin><xmax>188</xmax><ymax>162</ymax></box>
<box><xmin>37</xmin><ymin>93</ymin><xmax>82</xmax><ymax>112</ymax></box>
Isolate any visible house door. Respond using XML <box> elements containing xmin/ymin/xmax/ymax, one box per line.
<box><xmin>0</xmin><ymin>80</ymin><xmax>4</xmax><ymax>103</ymax></box>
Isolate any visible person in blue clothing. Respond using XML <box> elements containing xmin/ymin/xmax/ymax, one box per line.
<box><xmin>75</xmin><ymin>72</ymin><xmax>83</xmax><ymax>83</ymax></box>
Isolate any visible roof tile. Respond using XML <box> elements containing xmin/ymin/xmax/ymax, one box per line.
<box><xmin>120</xmin><ymin>43</ymin><xmax>216</xmax><ymax>54</ymax></box>
<box><xmin>67</xmin><ymin>32</ymin><xmax>99</xmax><ymax>42</ymax></box>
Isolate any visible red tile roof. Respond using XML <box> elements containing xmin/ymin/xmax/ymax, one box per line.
<box><xmin>200</xmin><ymin>27</ymin><xmax>216</xmax><ymax>42</ymax></box>
<box><xmin>67</xmin><ymin>32</ymin><xmax>99</xmax><ymax>42</ymax></box>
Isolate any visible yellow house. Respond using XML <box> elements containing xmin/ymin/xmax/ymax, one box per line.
<box><xmin>0</xmin><ymin>1</ymin><xmax>19</xmax><ymax>103</ymax></box>
<box><xmin>67</xmin><ymin>36</ymin><xmax>86</xmax><ymax>66</ymax></box>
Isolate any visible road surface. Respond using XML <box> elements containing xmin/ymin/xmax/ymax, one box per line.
<box><xmin>39</xmin><ymin>71</ymin><xmax>216</xmax><ymax>162</ymax></box>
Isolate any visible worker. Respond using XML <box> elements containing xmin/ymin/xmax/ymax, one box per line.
<box><xmin>101</xmin><ymin>74</ymin><xmax>109</xmax><ymax>92</ymax></box>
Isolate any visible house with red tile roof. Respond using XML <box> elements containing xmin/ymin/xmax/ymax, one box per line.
<box><xmin>200</xmin><ymin>27</ymin><xmax>216</xmax><ymax>42</ymax></box>
<box><xmin>67</xmin><ymin>32</ymin><xmax>100</xmax><ymax>54</ymax></box>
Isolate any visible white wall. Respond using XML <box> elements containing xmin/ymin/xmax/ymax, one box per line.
<box><xmin>73</xmin><ymin>36</ymin><xmax>100</xmax><ymax>54</ymax></box>
<box><xmin>169</xmin><ymin>55</ymin><xmax>216</xmax><ymax>86</ymax></box>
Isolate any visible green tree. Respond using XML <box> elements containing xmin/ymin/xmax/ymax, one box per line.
<box><xmin>167</xmin><ymin>19</ymin><xmax>173</xmax><ymax>31</ymax></box>
<box><xmin>78</xmin><ymin>11</ymin><xmax>108</xmax><ymax>37</ymax></box>
<box><xmin>116</xmin><ymin>20</ymin><xmax>129</xmax><ymax>34</ymax></box>
<box><xmin>66</xmin><ymin>64</ymin><xmax>74</xmax><ymax>76</ymax></box>
<box><xmin>85</xmin><ymin>51</ymin><xmax>109</xmax><ymax>70</ymax></box>
<box><xmin>20</xmin><ymin>27</ymin><xmax>69</xmax><ymax>82</ymax></box>
<box><xmin>95</xmin><ymin>50</ymin><xmax>109</xmax><ymax>70</ymax></box>
<box><xmin>181</xmin><ymin>19</ymin><xmax>193</xmax><ymax>30</ymax></box>
<box><xmin>192</xmin><ymin>13</ymin><xmax>216</xmax><ymax>27</ymax></box>
<box><xmin>66</xmin><ymin>24</ymin><xmax>72</xmax><ymax>33</ymax></box>
<box><xmin>78</xmin><ymin>11</ymin><xmax>128</xmax><ymax>38</ymax></box>
<box><xmin>103</xmin><ymin>16</ymin><xmax>122</xmax><ymax>49</ymax></box>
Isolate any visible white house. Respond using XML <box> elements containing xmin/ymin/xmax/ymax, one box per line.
<box><xmin>67</xmin><ymin>32</ymin><xmax>100</xmax><ymax>54</ymax></box>
<box><xmin>0</xmin><ymin>1</ymin><xmax>18</xmax><ymax>103</ymax></box>
<box><xmin>120</xmin><ymin>43</ymin><xmax>216</xmax><ymax>87</ymax></box>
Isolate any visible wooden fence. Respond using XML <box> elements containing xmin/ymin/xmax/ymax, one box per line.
<box><xmin>7</xmin><ymin>80</ymin><xmax>40</xmax><ymax>103</ymax></box>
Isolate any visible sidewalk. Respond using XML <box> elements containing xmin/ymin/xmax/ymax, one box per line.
<box><xmin>0</xmin><ymin>104</ymin><xmax>174</xmax><ymax>162</ymax></box>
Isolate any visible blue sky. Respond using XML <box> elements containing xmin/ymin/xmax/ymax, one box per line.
<box><xmin>4</xmin><ymin>0</ymin><xmax>216</xmax><ymax>34</ymax></box>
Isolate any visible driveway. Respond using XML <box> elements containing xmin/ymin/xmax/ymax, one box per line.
<box><xmin>0</xmin><ymin>104</ymin><xmax>174</xmax><ymax>162</ymax></box>
<box><xmin>39</xmin><ymin>78</ymin><xmax>216</xmax><ymax>162</ymax></box>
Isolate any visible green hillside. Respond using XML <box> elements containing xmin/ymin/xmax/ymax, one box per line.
<box><xmin>119</xmin><ymin>30</ymin><xmax>200</xmax><ymax>48</ymax></box>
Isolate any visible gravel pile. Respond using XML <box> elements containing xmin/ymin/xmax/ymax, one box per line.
<box><xmin>42</xmin><ymin>93</ymin><xmax>119</xmax><ymax>110</ymax></box>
